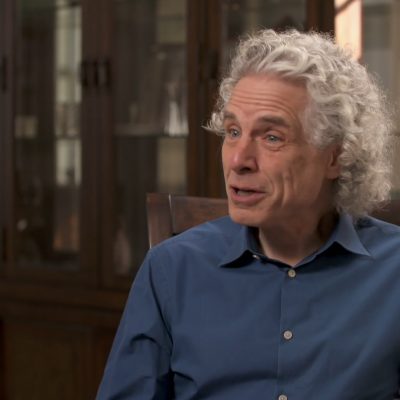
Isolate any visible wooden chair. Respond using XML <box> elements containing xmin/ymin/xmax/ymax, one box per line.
<box><xmin>146</xmin><ymin>193</ymin><xmax>400</xmax><ymax>248</ymax></box>
<box><xmin>146</xmin><ymin>193</ymin><xmax>228</xmax><ymax>248</ymax></box>
<box><xmin>370</xmin><ymin>198</ymin><xmax>400</xmax><ymax>226</ymax></box>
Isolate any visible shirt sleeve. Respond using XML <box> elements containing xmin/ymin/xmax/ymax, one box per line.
<box><xmin>96</xmin><ymin>249</ymin><xmax>173</xmax><ymax>399</ymax></box>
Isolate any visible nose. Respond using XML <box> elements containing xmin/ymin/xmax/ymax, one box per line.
<box><xmin>228</xmin><ymin>137</ymin><xmax>258</xmax><ymax>174</ymax></box>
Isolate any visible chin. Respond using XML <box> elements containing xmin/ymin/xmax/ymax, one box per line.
<box><xmin>228</xmin><ymin>206</ymin><xmax>262</xmax><ymax>228</ymax></box>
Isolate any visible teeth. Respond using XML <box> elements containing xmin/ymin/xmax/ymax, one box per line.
<box><xmin>237</xmin><ymin>189</ymin><xmax>254</xmax><ymax>196</ymax></box>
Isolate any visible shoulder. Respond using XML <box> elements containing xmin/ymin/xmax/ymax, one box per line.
<box><xmin>138</xmin><ymin>216</ymin><xmax>244</xmax><ymax>293</ymax></box>
<box><xmin>357</xmin><ymin>215</ymin><xmax>400</xmax><ymax>235</ymax></box>
<box><xmin>149</xmin><ymin>215</ymin><xmax>242</xmax><ymax>261</ymax></box>
<box><xmin>356</xmin><ymin>216</ymin><xmax>400</xmax><ymax>254</ymax></box>
<box><xmin>141</xmin><ymin>216</ymin><xmax>246</xmax><ymax>279</ymax></box>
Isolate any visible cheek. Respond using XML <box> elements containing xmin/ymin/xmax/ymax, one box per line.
<box><xmin>276</xmin><ymin>157</ymin><xmax>311</xmax><ymax>192</ymax></box>
<box><xmin>221</xmin><ymin>143</ymin><xmax>230</xmax><ymax>174</ymax></box>
<box><xmin>261</xmin><ymin>156</ymin><xmax>300</xmax><ymax>186</ymax></box>
<box><xmin>291</xmin><ymin>153</ymin><xmax>308</xmax><ymax>170</ymax></box>
<box><xmin>290</xmin><ymin>156</ymin><xmax>328</xmax><ymax>191</ymax></box>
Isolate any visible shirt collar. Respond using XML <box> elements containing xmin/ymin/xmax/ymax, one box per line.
<box><xmin>323</xmin><ymin>213</ymin><xmax>370</xmax><ymax>257</ymax></box>
<box><xmin>218</xmin><ymin>224</ymin><xmax>255</xmax><ymax>267</ymax></box>
<box><xmin>219</xmin><ymin>213</ymin><xmax>371</xmax><ymax>268</ymax></box>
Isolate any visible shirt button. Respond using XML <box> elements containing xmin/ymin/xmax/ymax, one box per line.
<box><xmin>287</xmin><ymin>269</ymin><xmax>296</xmax><ymax>278</ymax></box>
<box><xmin>283</xmin><ymin>330</ymin><xmax>293</xmax><ymax>340</ymax></box>
<box><xmin>278</xmin><ymin>395</ymin><xmax>288</xmax><ymax>400</ymax></box>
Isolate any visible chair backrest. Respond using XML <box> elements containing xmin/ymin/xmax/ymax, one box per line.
<box><xmin>370</xmin><ymin>198</ymin><xmax>400</xmax><ymax>225</ymax></box>
<box><xmin>146</xmin><ymin>193</ymin><xmax>228</xmax><ymax>247</ymax></box>
<box><xmin>146</xmin><ymin>193</ymin><xmax>400</xmax><ymax>247</ymax></box>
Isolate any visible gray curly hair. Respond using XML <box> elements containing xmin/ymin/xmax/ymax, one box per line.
<box><xmin>208</xmin><ymin>29</ymin><xmax>394</xmax><ymax>217</ymax></box>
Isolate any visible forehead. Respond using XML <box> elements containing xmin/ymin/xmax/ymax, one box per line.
<box><xmin>226</xmin><ymin>74</ymin><xmax>309</xmax><ymax>122</ymax></box>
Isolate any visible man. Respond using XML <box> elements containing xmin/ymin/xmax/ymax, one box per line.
<box><xmin>97</xmin><ymin>30</ymin><xmax>400</xmax><ymax>399</ymax></box>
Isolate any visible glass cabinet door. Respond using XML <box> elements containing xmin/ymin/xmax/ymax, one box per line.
<box><xmin>361</xmin><ymin>0</ymin><xmax>400</xmax><ymax>196</ymax></box>
<box><xmin>220</xmin><ymin>0</ymin><xmax>307</xmax><ymax>69</ymax></box>
<box><xmin>13</xmin><ymin>0</ymin><xmax>82</xmax><ymax>271</ymax></box>
<box><xmin>334</xmin><ymin>0</ymin><xmax>400</xmax><ymax>197</ymax></box>
<box><xmin>190</xmin><ymin>0</ymin><xmax>308</xmax><ymax>199</ymax></box>
<box><xmin>107</xmin><ymin>0</ymin><xmax>187</xmax><ymax>277</ymax></box>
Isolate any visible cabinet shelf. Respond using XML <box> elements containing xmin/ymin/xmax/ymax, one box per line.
<box><xmin>15</xmin><ymin>135</ymin><xmax>80</xmax><ymax>141</ymax></box>
<box><xmin>115</xmin><ymin>124</ymin><xmax>188</xmax><ymax>138</ymax></box>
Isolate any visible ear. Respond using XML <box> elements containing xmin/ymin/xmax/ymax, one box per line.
<box><xmin>325</xmin><ymin>144</ymin><xmax>341</xmax><ymax>180</ymax></box>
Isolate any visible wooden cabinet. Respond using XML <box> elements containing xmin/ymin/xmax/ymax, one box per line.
<box><xmin>0</xmin><ymin>0</ymin><xmax>333</xmax><ymax>398</ymax></box>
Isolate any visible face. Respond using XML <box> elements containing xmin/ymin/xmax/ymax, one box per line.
<box><xmin>222</xmin><ymin>74</ymin><xmax>340</xmax><ymax>228</ymax></box>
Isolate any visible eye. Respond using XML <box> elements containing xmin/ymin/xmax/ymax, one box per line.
<box><xmin>224</xmin><ymin>127</ymin><xmax>241</xmax><ymax>139</ymax></box>
<box><xmin>265</xmin><ymin>134</ymin><xmax>282</xmax><ymax>143</ymax></box>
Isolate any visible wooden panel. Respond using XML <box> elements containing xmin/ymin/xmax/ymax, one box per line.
<box><xmin>4</xmin><ymin>319</ymin><xmax>92</xmax><ymax>400</ymax></box>
<box><xmin>0</xmin><ymin>319</ymin><xmax>5</xmax><ymax>400</ymax></box>
<box><xmin>0</xmin><ymin>281</ymin><xmax>127</xmax><ymax>313</ymax></box>
<box><xmin>187</xmin><ymin>0</ymin><xmax>224</xmax><ymax>198</ymax></box>
<box><xmin>2</xmin><ymin>0</ymin><xmax>16</xmax><ymax>273</ymax></box>
<box><xmin>307</xmin><ymin>0</ymin><xmax>335</xmax><ymax>31</ymax></box>
<box><xmin>0</xmin><ymin>299</ymin><xmax>120</xmax><ymax>400</ymax></box>
<box><xmin>92</xmin><ymin>328</ymin><xmax>116</xmax><ymax>395</ymax></box>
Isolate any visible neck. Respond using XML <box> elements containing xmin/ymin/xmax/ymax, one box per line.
<box><xmin>258</xmin><ymin>209</ymin><xmax>338</xmax><ymax>267</ymax></box>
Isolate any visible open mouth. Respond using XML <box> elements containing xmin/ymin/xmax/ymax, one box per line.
<box><xmin>234</xmin><ymin>188</ymin><xmax>257</xmax><ymax>196</ymax></box>
<box><xmin>232</xmin><ymin>186</ymin><xmax>263</xmax><ymax>196</ymax></box>
<box><xmin>229</xmin><ymin>186</ymin><xmax>264</xmax><ymax>205</ymax></box>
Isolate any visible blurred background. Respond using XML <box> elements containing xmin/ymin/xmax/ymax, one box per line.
<box><xmin>0</xmin><ymin>0</ymin><xmax>399</xmax><ymax>398</ymax></box>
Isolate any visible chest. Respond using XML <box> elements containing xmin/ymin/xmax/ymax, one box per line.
<box><xmin>169</xmin><ymin>261</ymin><xmax>400</xmax><ymax>399</ymax></box>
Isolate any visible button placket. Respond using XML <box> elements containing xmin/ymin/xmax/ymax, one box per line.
<box><xmin>278</xmin><ymin>264</ymin><xmax>298</xmax><ymax>399</ymax></box>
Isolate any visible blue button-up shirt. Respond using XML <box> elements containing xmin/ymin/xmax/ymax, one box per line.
<box><xmin>96</xmin><ymin>214</ymin><xmax>400</xmax><ymax>400</ymax></box>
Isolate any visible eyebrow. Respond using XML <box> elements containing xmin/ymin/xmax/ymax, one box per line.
<box><xmin>222</xmin><ymin>111</ymin><xmax>290</xmax><ymax>128</ymax></box>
